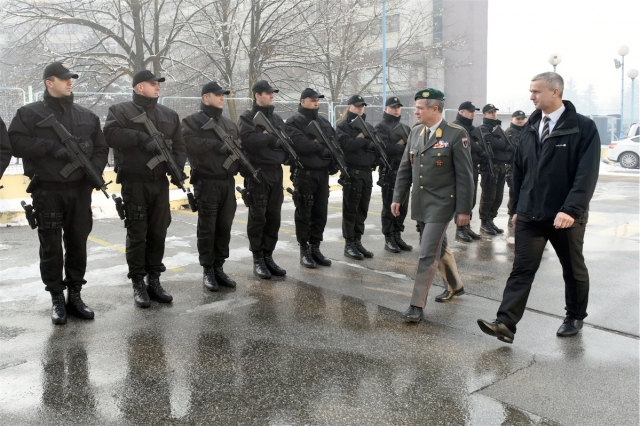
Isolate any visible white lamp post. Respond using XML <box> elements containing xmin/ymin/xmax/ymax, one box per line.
<box><xmin>548</xmin><ymin>54</ymin><xmax>562</xmax><ymax>72</ymax></box>
<box><xmin>616</xmin><ymin>46</ymin><xmax>630</xmax><ymax>138</ymax></box>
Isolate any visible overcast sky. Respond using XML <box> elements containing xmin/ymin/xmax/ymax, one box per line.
<box><xmin>487</xmin><ymin>0</ymin><xmax>640</xmax><ymax>116</ymax></box>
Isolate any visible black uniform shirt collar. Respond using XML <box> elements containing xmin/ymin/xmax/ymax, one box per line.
<box><xmin>201</xmin><ymin>102</ymin><xmax>223</xmax><ymax>120</ymax></box>
<box><xmin>346</xmin><ymin>110</ymin><xmax>366</xmax><ymax>122</ymax></box>
<box><xmin>43</xmin><ymin>90</ymin><xmax>74</xmax><ymax>114</ymax></box>
<box><xmin>298</xmin><ymin>104</ymin><xmax>319</xmax><ymax>120</ymax></box>
<box><xmin>509</xmin><ymin>122</ymin><xmax>523</xmax><ymax>130</ymax></box>
<box><xmin>252</xmin><ymin>101</ymin><xmax>275</xmax><ymax>117</ymax></box>
<box><xmin>455</xmin><ymin>113</ymin><xmax>473</xmax><ymax>129</ymax></box>
<box><xmin>382</xmin><ymin>112</ymin><xmax>400</xmax><ymax>124</ymax></box>
<box><xmin>132</xmin><ymin>91</ymin><xmax>158</xmax><ymax>110</ymax></box>
<box><xmin>483</xmin><ymin>117</ymin><xmax>502</xmax><ymax>127</ymax></box>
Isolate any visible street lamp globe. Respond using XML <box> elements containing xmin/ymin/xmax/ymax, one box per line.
<box><xmin>618</xmin><ymin>45</ymin><xmax>630</xmax><ymax>57</ymax></box>
<box><xmin>628</xmin><ymin>69</ymin><xmax>639</xmax><ymax>80</ymax></box>
<box><xmin>548</xmin><ymin>54</ymin><xmax>562</xmax><ymax>72</ymax></box>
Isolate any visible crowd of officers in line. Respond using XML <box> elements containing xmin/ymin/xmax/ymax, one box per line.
<box><xmin>0</xmin><ymin>62</ymin><xmax>524</xmax><ymax>325</ymax></box>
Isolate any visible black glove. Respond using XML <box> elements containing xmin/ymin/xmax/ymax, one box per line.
<box><xmin>53</xmin><ymin>148</ymin><xmax>71</xmax><ymax>161</ymax></box>
<box><xmin>268</xmin><ymin>136</ymin><xmax>282</xmax><ymax>149</ymax></box>
<box><xmin>365</xmin><ymin>142</ymin><xmax>376</xmax><ymax>152</ymax></box>
<box><xmin>138</xmin><ymin>131</ymin><xmax>152</xmax><ymax>144</ymax></box>
<box><xmin>218</xmin><ymin>144</ymin><xmax>231</xmax><ymax>155</ymax></box>
<box><xmin>321</xmin><ymin>148</ymin><xmax>332</xmax><ymax>158</ymax></box>
<box><xmin>143</xmin><ymin>140</ymin><xmax>161</xmax><ymax>155</ymax></box>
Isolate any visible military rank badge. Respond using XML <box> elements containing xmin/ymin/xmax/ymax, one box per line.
<box><xmin>435</xmin><ymin>128</ymin><xmax>442</xmax><ymax>138</ymax></box>
<box><xmin>462</xmin><ymin>137</ymin><xmax>469</xmax><ymax>148</ymax></box>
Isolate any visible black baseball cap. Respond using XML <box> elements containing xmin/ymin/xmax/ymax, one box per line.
<box><xmin>347</xmin><ymin>94</ymin><xmax>367</xmax><ymax>106</ymax></box>
<box><xmin>132</xmin><ymin>70</ymin><xmax>165</xmax><ymax>87</ymax></box>
<box><xmin>201</xmin><ymin>81</ymin><xmax>230</xmax><ymax>96</ymax></box>
<box><xmin>459</xmin><ymin>101</ymin><xmax>479</xmax><ymax>112</ymax></box>
<box><xmin>43</xmin><ymin>62</ymin><xmax>78</xmax><ymax>80</ymax></box>
<box><xmin>385</xmin><ymin>96</ymin><xmax>403</xmax><ymax>107</ymax></box>
<box><xmin>300</xmin><ymin>88</ymin><xmax>324</xmax><ymax>99</ymax></box>
<box><xmin>512</xmin><ymin>110</ymin><xmax>526</xmax><ymax>118</ymax></box>
<box><xmin>252</xmin><ymin>80</ymin><xmax>279</xmax><ymax>94</ymax></box>
<box><xmin>482</xmin><ymin>103</ymin><xmax>499</xmax><ymax>113</ymax></box>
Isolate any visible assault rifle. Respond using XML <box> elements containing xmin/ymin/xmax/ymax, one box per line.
<box><xmin>36</xmin><ymin>114</ymin><xmax>110</xmax><ymax>198</ymax></box>
<box><xmin>492</xmin><ymin>125</ymin><xmax>517</xmax><ymax>151</ymax></box>
<box><xmin>252</xmin><ymin>111</ymin><xmax>303</xmax><ymax>169</ymax></box>
<box><xmin>130</xmin><ymin>111</ymin><xmax>187</xmax><ymax>192</ymax></box>
<box><xmin>349</xmin><ymin>115</ymin><xmax>391</xmax><ymax>169</ymax></box>
<box><xmin>389</xmin><ymin>123</ymin><xmax>410</xmax><ymax>145</ymax></box>
<box><xmin>201</xmin><ymin>118</ymin><xmax>260</xmax><ymax>183</ymax></box>
<box><xmin>471</xmin><ymin>127</ymin><xmax>496</xmax><ymax>177</ymax></box>
<box><xmin>305</xmin><ymin>120</ymin><xmax>349</xmax><ymax>178</ymax></box>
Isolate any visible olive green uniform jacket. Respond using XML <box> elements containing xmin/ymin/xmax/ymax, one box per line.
<box><xmin>392</xmin><ymin>119</ymin><xmax>474</xmax><ymax>223</ymax></box>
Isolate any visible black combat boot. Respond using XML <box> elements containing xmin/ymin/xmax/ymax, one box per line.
<box><xmin>132</xmin><ymin>276</ymin><xmax>151</xmax><ymax>308</ymax></box>
<box><xmin>147</xmin><ymin>274</ymin><xmax>173</xmax><ymax>303</ymax></box>
<box><xmin>355</xmin><ymin>236</ymin><xmax>374</xmax><ymax>258</ymax></box>
<box><xmin>466</xmin><ymin>226</ymin><xmax>482</xmax><ymax>240</ymax></box>
<box><xmin>344</xmin><ymin>239</ymin><xmax>364</xmax><ymax>260</ymax></box>
<box><xmin>489</xmin><ymin>219</ymin><xmax>504</xmax><ymax>234</ymax></box>
<box><xmin>203</xmin><ymin>266</ymin><xmax>219</xmax><ymax>292</ymax></box>
<box><xmin>66</xmin><ymin>286</ymin><xmax>94</xmax><ymax>319</ymax></box>
<box><xmin>214</xmin><ymin>264</ymin><xmax>236</xmax><ymax>288</ymax></box>
<box><xmin>481</xmin><ymin>221</ymin><xmax>497</xmax><ymax>235</ymax></box>
<box><xmin>393</xmin><ymin>232</ymin><xmax>413</xmax><ymax>251</ymax></box>
<box><xmin>264</xmin><ymin>252</ymin><xmax>286</xmax><ymax>276</ymax></box>
<box><xmin>253</xmin><ymin>251</ymin><xmax>271</xmax><ymax>279</ymax></box>
<box><xmin>384</xmin><ymin>234</ymin><xmax>401</xmax><ymax>253</ymax></box>
<box><xmin>50</xmin><ymin>292</ymin><xmax>67</xmax><ymax>325</ymax></box>
<box><xmin>310</xmin><ymin>243</ymin><xmax>331</xmax><ymax>266</ymax></box>
<box><xmin>299</xmin><ymin>244</ymin><xmax>317</xmax><ymax>269</ymax></box>
<box><xmin>455</xmin><ymin>226</ymin><xmax>472</xmax><ymax>242</ymax></box>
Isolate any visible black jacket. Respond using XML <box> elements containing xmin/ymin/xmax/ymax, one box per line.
<box><xmin>238</xmin><ymin>102</ymin><xmax>289</xmax><ymax>166</ymax></box>
<box><xmin>504</xmin><ymin>122</ymin><xmax>524</xmax><ymax>149</ymax></box>
<box><xmin>182</xmin><ymin>103</ymin><xmax>241</xmax><ymax>180</ymax></box>
<box><xmin>480</xmin><ymin>118</ymin><xmax>512</xmax><ymax>163</ymax></box>
<box><xmin>336</xmin><ymin>111</ymin><xmax>377</xmax><ymax>168</ymax></box>
<box><xmin>104</xmin><ymin>92</ymin><xmax>186</xmax><ymax>182</ymax></box>
<box><xmin>9</xmin><ymin>91</ymin><xmax>108</xmax><ymax>182</ymax></box>
<box><xmin>0</xmin><ymin>116</ymin><xmax>11</xmax><ymax>179</ymax></box>
<box><xmin>375</xmin><ymin>112</ymin><xmax>410</xmax><ymax>169</ymax></box>
<box><xmin>453</xmin><ymin>113</ymin><xmax>485</xmax><ymax>165</ymax></box>
<box><xmin>510</xmin><ymin>101</ymin><xmax>600</xmax><ymax>223</ymax></box>
<box><xmin>285</xmin><ymin>105</ymin><xmax>332</xmax><ymax>170</ymax></box>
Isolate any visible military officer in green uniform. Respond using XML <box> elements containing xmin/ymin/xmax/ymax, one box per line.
<box><xmin>391</xmin><ymin>88</ymin><xmax>474</xmax><ymax>322</ymax></box>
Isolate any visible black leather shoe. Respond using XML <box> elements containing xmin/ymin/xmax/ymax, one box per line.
<box><xmin>264</xmin><ymin>253</ymin><xmax>286</xmax><ymax>276</ymax></box>
<box><xmin>132</xmin><ymin>276</ymin><xmax>151</xmax><ymax>308</ymax></box>
<box><xmin>203</xmin><ymin>267</ymin><xmax>219</xmax><ymax>292</ymax></box>
<box><xmin>147</xmin><ymin>275</ymin><xmax>173</xmax><ymax>303</ymax></box>
<box><xmin>384</xmin><ymin>234</ymin><xmax>401</xmax><ymax>253</ymax></box>
<box><xmin>50</xmin><ymin>292</ymin><xmax>67</xmax><ymax>325</ymax></box>
<box><xmin>466</xmin><ymin>226</ymin><xmax>482</xmax><ymax>240</ymax></box>
<box><xmin>489</xmin><ymin>219</ymin><xmax>504</xmax><ymax>234</ymax></box>
<box><xmin>344</xmin><ymin>240</ymin><xmax>364</xmax><ymax>260</ymax></box>
<box><xmin>455</xmin><ymin>226</ymin><xmax>472</xmax><ymax>242</ymax></box>
<box><xmin>556</xmin><ymin>316</ymin><xmax>584</xmax><ymax>337</ymax></box>
<box><xmin>435</xmin><ymin>286</ymin><xmax>465</xmax><ymax>302</ymax></box>
<box><xmin>402</xmin><ymin>305</ymin><xmax>424</xmax><ymax>323</ymax></box>
<box><xmin>214</xmin><ymin>266</ymin><xmax>236</xmax><ymax>288</ymax></box>
<box><xmin>477</xmin><ymin>319</ymin><xmax>514</xmax><ymax>344</ymax></box>
<box><xmin>300</xmin><ymin>245</ymin><xmax>317</xmax><ymax>268</ymax></box>
<box><xmin>481</xmin><ymin>221</ymin><xmax>497</xmax><ymax>235</ymax></box>
<box><xmin>393</xmin><ymin>232</ymin><xmax>413</xmax><ymax>251</ymax></box>
<box><xmin>310</xmin><ymin>243</ymin><xmax>331</xmax><ymax>266</ymax></box>
<box><xmin>66</xmin><ymin>286</ymin><xmax>94</xmax><ymax>319</ymax></box>
<box><xmin>253</xmin><ymin>252</ymin><xmax>272</xmax><ymax>279</ymax></box>
<box><xmin>355</xmin><ymin>238</ymin><xmax>374</xmax><ymax>258</ymax></box>
<box><xmin>508</xmin><ymin>215</ymin><xmax>514</xmax><ymax>228</ymax></box>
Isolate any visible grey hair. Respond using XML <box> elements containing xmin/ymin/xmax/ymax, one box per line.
<box><xmin>531</xmin><ymin>72</ymin><xmax>564</xmax><ymax>97</ymax></box>
<box><xmin>425</xmin><ymin>99</ymin><xmax>444</xmax><ymax>112</ymax></box>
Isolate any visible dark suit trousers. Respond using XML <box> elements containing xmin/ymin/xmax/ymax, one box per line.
<box><xmin>497</xmin><ymin>219</ymin><xmax>589</xmax><ymax>333</ymax></box>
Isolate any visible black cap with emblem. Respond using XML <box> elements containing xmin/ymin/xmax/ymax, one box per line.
<box><xmin>347</xmin><ymin>94</ymin><xmax>367</xmax><ymax>106</ymax></box>
<box><xmin>458</xmin><ymin>101</ymin><xmax>479</xmax><ymax>112</ymax></box>
<box><xmin>43</xmin><ymin>62</ymin><xmax>79</xmax><ymax>80</ymax></box>
<box><xmin>132</xmin><ymin>70</ymin><xmax>166</xmax><ymax>87</ymax></box>
<box><xmin>482</xmin><ymin>103</ymin><xmax>499</xmax><ymax>113</ymax></box>
<box><xmin>252</xmin><ymin>80</ymin><xmax>279</xmax><ymax>94</ymax></box>
<box><xmin>511</xmin><ymin>110</ymin><xmax>526</xmax><ymax>118</ymax></box>
<box><xmin>385</xmin><ymin>96</ymin><xmax>403</xmax><ymax>107</ymax></box>
<box><xmin>201</xmin><ymin>81</ymin><xmax>231</xmax><ymax>96</ymax></box>
<box><xmin>300</xmin><ymin>88</ymin><xmax>324</xmax><ymax>99</ymax></box>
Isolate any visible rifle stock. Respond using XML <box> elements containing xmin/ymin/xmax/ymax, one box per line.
<box><xmin>472</xmin><ymin>127</ymin><xmax>496</xmax><ymax>177</ymax></box>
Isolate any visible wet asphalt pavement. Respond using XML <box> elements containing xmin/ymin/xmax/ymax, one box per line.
<box><xmin>0</xmin><ymin>175</ymin><xmax>638</xmax><ymax>425</ymax></box>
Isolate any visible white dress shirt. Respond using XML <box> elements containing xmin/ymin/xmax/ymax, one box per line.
<box><xmin>539</xmin><ymin>104</ymin><xmax>565</xmax><ymax>140</ymax></box>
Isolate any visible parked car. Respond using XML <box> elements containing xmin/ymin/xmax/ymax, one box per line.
<box><xmin>608</xmin><ymin>134</ymin><xmax>640</xmax><ymax>169</ymax></box>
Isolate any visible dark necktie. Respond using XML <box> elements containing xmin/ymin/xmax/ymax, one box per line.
<box><xmin>422</xmin><ymin>128</ymin><xmax>430</xmax><ymax>150</ymax></box>
<box><xmin>540</xmin><ymin>116</ymin><xmax>551</xmax><ymax>143</ymax></box>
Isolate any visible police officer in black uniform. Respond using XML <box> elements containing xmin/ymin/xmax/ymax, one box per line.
<box><xmin>0</xmin><ymin>116</ymin><xmax>11</xmax><ymax>179</ymax></box>
<box><xmin>104</xmin><ymin>70</ymin><xmax>187</xmax><ymax>307</ymax></box>
<box><xmin>336</xmin><ymin>95</ymin><xmax>379</xmax><ymax>260</ymax></box>
<box><xmin>182</xmin><ymin>81</ymin><xmax>239</xmax><ymax>291</ymax></box>
<box><xmin>285</xmin><ymin>88</ymin><xmax>334</xmax><ymax>268</ymax></box>
<box><xmin>478</xmin><ymin>104</ymin><xmax>513</xmax><ymax>235</ymax></box>
<box><xmin>452</xmin><ymin>101</ymin><xmax>484</xmax><ymax>242</ymax></box>
<box><xmin>9</xmin><ymin>62</ymin><xmax>109</xmax><ymax>324</ymax></box>
<box><xmin>375</xmin><ymin>96</ymin><xmax>412</xmax><ymax>253</ymax></box>
<box><xmin>504</xmin><ymin>110</ymin><xmax>526</xmax><ymax>227</ymax></box>
<box><xmin>238</xmin><ymin>80</ymin><xmax>294</xmax><ymax>279</ymax></box>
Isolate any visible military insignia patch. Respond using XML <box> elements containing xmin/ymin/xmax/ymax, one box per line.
<box><xmin>462</xmin><ymin>137</ymin><xmax>469</xmax><ymax>148</ymax></box>
<box><xmin>435</xmin><ymin>128</ymin><xmax>442</xmax><ymax>138</ymax></box>
<box><xmin>436</xmin><ymin>160</ymin><xmax>443</xmax><ymax>167</ymax></box>
<box><xmin>423</xmin><ymin>92</ymin><xmax>430</xmax><ymax>98</ymax></box>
